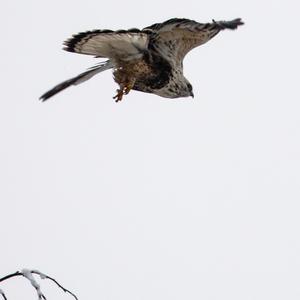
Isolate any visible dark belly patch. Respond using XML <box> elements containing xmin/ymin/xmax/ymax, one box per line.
<box><xmin>113</xmin><ymin>52</ymin><xmax>172</xmax><ymax>93</ymax></box>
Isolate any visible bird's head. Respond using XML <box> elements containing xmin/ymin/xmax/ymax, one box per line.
<box><xmin>185</xmin><ymin>81</ymin><xmax>194</xmax><ymax>98</ymax></box>
<box><xmin>178</xmin><ymin>79</ymin><xmax>194</xmax><ymax>98</ymax></box>
<box><xmin>155</xmin><ymin>77</ymin><xmax>194</xmax><ymax>99</ymax></box>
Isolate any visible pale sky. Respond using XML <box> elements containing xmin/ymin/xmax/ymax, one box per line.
<box><xmin>1</xmin><ymin>0</ymin><xmax>300</xmax><ymax>299</ymax></box>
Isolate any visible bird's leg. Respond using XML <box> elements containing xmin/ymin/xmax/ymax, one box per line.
<box><xmin>113</xmin><ymin>78</ymin><xmax>136</xmax><ymax>102</ymax></box>
<box><xmin>124</xmin><ymin>78</ymin><xmax>136</xmax><ymax>95</ymax></box>
<box><xmin>113</xmin><ymin>86</ymin><xmax>125</xmax><ymax>102</ymax></box>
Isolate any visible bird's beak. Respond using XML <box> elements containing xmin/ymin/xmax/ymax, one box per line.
<box><xmin>190</xmin><ymin>91</ymin><xmax>194</xmax><ymax>98</ymax></box>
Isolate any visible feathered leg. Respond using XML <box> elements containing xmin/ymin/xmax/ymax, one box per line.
<box><xmin>113</xmin><ymin>77</ymin><xmax>136</xmax><ymax>102</ymax></box>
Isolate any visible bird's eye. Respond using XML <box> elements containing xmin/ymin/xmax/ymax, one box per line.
<box><xmin>187</xmin><ymin>83</ymin><xmax>192</xmax><ymax>91</ymax></box>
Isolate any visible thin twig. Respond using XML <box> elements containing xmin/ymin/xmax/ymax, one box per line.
<box><xmin>0</xmin><ymin>269</ymin><xmax>78</xmax><ymax>300</ymax></box>
<box><xmin>0</xmin><ymin>288</ymin><xmax>8</xmax><ymax>300</ymax></box>
<box><xmin>0</xmin><ymin>272</ymin><xmax>23</xmax><ymax>283</ymax></box>
<box><xmin>21</xmin><ymin>269</ymin><xmax>47</xmax><ymax>300</ymax></box>
<box><xmin>0</xmin><ymin>272</ymin><xmax>23</xmax><ymax>300</ymax></box>
<box><xmin>31</xmin><ymin>271</ymin><xmax>78</xmax><ymax>300</ymax></box>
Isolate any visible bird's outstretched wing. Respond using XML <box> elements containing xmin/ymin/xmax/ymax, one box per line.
<box><xmin>39</xmin><ymin>61</ymin><xmax>113</xmax><ymax>101</ymax></box>
<box><xmin>40</xmin><ymin>30</ymin><xmax>150</xmax><ymax>101</ymax></box>
<box><xmin>64</xmin><ymin>29</ymin><xmax>149</xmax><ymax>61</ymax></box>
<box><xmin>144</xmin><ymin>18</ymin><xmax>244</xmax><ymax>65</ymax></box>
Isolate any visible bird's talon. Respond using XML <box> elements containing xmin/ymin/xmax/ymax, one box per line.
<box><xmin>113</xmin><ymin>82</ymin><xmax>134</xmax><ymax>101</ymax></box>
<box><xmin>113</xmin><ymin>89</ymin><xmax>124</xmax><ymax>102</ymax></box>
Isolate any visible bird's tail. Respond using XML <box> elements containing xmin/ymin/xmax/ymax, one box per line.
<box><xmin>39</xmin><ymin>60</ymin><xmax>113</xmax><ymax>101</ymax></box>
<box><xmin>212</xmin><ymin>18</ymin><xmax>244</xmax><ymax>30</ymax></box>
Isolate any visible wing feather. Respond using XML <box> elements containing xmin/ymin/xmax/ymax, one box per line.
<box><xmin>39</xmin><ymin>61</ymin><xmax>113</xmax><ymax>101</ymax></box>
<box><xmin>63</xmin><ymin>29</ymin><xmax>149</xmax><ymax>60</ymax></box>
<box><xmin>144</xmin><ymin>18</ymin><xmax>243</xmax><ymax>65</ymax></box>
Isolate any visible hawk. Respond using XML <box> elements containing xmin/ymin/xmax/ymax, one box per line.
<box><xmin>40</xmin><ymin>18</ymin><xmax>243</xmax><ymax>102</ymax></box>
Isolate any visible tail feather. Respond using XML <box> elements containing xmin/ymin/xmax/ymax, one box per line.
<box><xmin>213</xmin><ymin>18</ymin><xmax>244</xmax><ymax>30</ymax></box>
<box><xmin>39</xmin><ymin>60</ymin><xmax>113</xmax><ymax>101</ymax></box>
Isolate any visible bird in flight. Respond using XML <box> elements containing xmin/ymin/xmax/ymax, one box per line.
<box><xmin>40</xmin><ymin>18</ymin><xmax>243</xmax><ymax>102</ymax></box>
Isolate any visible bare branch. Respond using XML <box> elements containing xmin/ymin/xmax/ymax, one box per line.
<box><xmin>21</xmin><ymin>269</ymin><xmax>47</xmax><ymax>300</ymax></box>
<box><xmin>0</xmin><ymin>272</ymin><xmax>23</xmax><ymax>283</ymax></box>
<box><xmin>0</xmin><ymin>272</ymin><xmax>23</xmax><ymax>300</ymax></box>
<box><xmin>0</xmin><ymin>269</ymin><xmax>78</xmax><ymax>300</ymax></box>
<box><xmin>31</xmin><ymin>270</ymin><xmax>78</xmax><ymax>300</ymax></box>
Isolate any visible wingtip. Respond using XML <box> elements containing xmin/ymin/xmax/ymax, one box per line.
<box><xmin>39</xmin><ymin>95</ymin><xmax>47</xmax><ymax>102</ymax></box>
<box><xmin>39</xmin><ymin>91</ymin><xmax>53</xmax><ymax>102</ymax></box>
<box><xmin>233</xmin><ymin>18</ymin><xmax>245</xmax><ymax>27</ymax></box>
<box><xmin>213</xmin><ymin>18</ymin><xmax>244</xmax><ymax>30</ymax></box>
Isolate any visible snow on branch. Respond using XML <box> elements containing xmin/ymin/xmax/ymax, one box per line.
<box><xmin>0</xmin><ymin>269</ymin><xmax>78</xmax><ymax>300</ymax></box>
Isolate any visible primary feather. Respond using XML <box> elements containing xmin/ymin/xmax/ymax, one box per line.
<box><xmin>63</xmin><ymin>30</ymin><xmax>149</xmax><ymax>59</ymax></box>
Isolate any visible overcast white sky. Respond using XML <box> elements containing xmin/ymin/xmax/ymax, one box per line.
<box><xmin>1</xmin><ymin>0</ymin><xmax>300</xmax><ymax>299</ymax></box>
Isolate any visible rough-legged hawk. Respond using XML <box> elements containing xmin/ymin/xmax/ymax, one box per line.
<box><xmin>40</xmin><ymin>18</ymin><xmax>243</xmax><ymax>102</ymax></box>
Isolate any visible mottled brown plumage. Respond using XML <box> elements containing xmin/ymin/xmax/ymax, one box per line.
<box><xmin>112</xmin><ymin>59</ymin><xmax>152</xmax><ymax>101</ymax></box>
